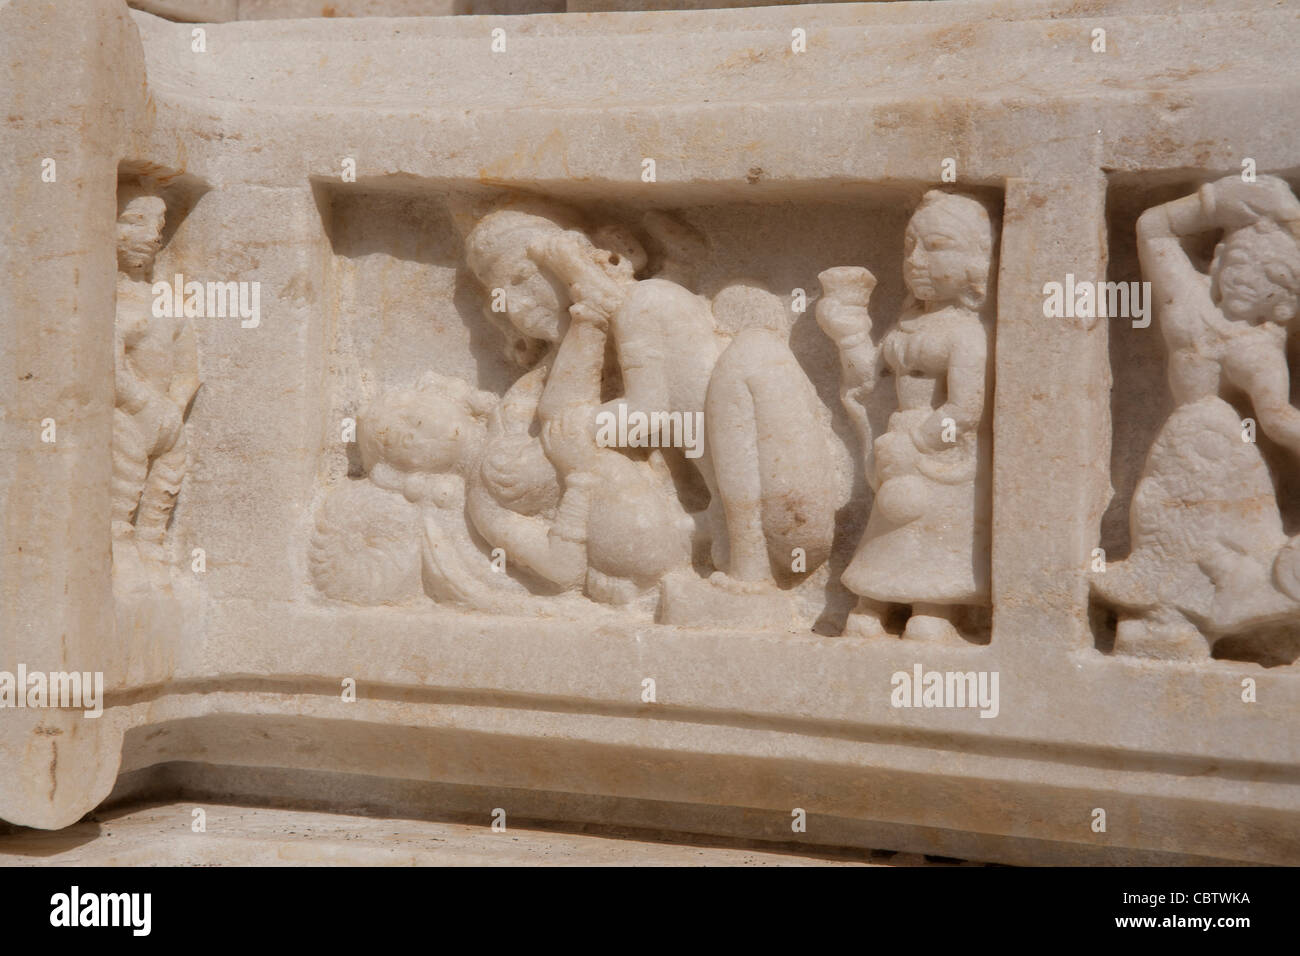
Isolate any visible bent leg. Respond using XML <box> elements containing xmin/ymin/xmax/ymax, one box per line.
<box><xmin>706</xmin><ymin>363</ymin><xmax>769</xmax><ymax>583</ymax></box>
<box><xmin>136</xmin><ymin>426</ymin><xmax>187</xmax><ymax>552</ymax></box>
<box><xmin>112</xmin><ymin>407</ymin><xmax>148</xmax><ymax>537</ymax></box>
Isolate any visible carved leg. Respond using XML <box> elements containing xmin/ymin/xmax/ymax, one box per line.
<box><xmin>134</xmin><ymin>426</ymin><xmax>187</xmax><ymax>564</ymax></box>
<box><xmin>111</xmin><ymin>407</ymin><xmax>147</xmax><ymax>537</ymax></box>
<box><xmin>904</xmin><ymin>603</ymin><xmax>963</xmax><ymax>643</ymax></box>
<box><xmin>706</xmin><ymin>493</ymin><xmax>729</xmax><ymax>573</ymax></box>
<box><xmin>705</xmin><ymin>365</ymin><xmax>770</xmax><ymax>585</ymax></box>
<box><xmin>693</xmin><ymin>453</ymin><xmax>730</xmax><ymax>573</ymax></box>
<box><xmin>844</xmin><ymin>595</ymin><xmax>890</xmax><ymax>638</ymax></box>
<box><xmin>720</xmin><ymin>498</ymin><xmax>769</xmax><ymax>583</ymax></box>
<box><xmin>111</xmin><ymin>407</ymin><xmax>149</xmax><ymax>579</ymax></box>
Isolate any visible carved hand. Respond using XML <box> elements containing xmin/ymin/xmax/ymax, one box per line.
<box><xmin>815</xmin><ymin>267</ymin><xmax>877</xmax><ymax>346</ymax></box>
<box><xmin>528</xmin><ymin>232</ymin><xmax>626</xmax><ymax>321</ymax></box>
<box><xmin>911</xmin><ymin>412</ymin><xmax>952</xmax><ymax>454</ymax></box>
<box><xmin>568</xmin><ymin>301</ymin><xmax>610</xmax><ymax>333</ymax></box>
<box><xmin>1203</xmin><ymin>175</ymin><xmax>1300</xmax><ymax>231</ymax></box>
<box><xmin>540</xmin><ymin>404</ymin><xmax>600</xmax><ymax>474</ymax></box>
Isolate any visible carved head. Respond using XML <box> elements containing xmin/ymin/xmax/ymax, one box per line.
<box><xmin>116</xmin><ymin>187</ymin><xmax>167</xmax><ymax>278</ymax></box>
<box><xmin>357</xmin><ymin>373</ymin><xmax>496</xmax><ymax>490</ymax></box>
<box><xmin>903</xmin><ymin>190</ymin><xmax>994</xmax><ymax>310</ymax></box>
<box><xmin>465</xmin><ymin>199</ymin><xmax>584</xmax><ymax>364</ymax></box>
<box><xmin>1210</xmin><ymin>218</ymin><xmax>1300</xmax><ymax>325</ymax></box>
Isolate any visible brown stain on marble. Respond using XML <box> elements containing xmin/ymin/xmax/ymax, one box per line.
<box><xmin>477</xmin><ymin>127</ymin><xmax>580</xmax><ymax>184</ymax></box>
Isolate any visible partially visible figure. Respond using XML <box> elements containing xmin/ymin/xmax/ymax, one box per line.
<box><xmin>703</xmin><ymin>281</ymin><xmax>837</xmax><ymax>590</ymax></box>
<box><xmin>112</xmin><ymin>186</ymin><xmax>199</xmax><ymax>579</ymax></box>
<box><xmin>818</xmin><ymin>190</ymin><xmax>996</xmax><ymax>642</ymax></box>
<box><xmin>1094</xmin><ymin>174</ymin><xmax>1300</xmax><ymax>659</ymax></box>
<box><xmin>470</xmin><ymin>226</ymin><xmax>695</xmax><ymax>605</ymax></box>
<box><xmin>462</xmin><ymin>198</ymin><xmax>705</xmax><ymax>604</ymax></box>
<box><xmin>1136</xmin><ymin>175</ymin><xmax>1300</xmax><ymax>420</ymax></box>
<box><xmin>521</xmin><ymin>207</ymin><xmax>724</xmax><ymax>530</ymax></box>
<box><xmin>458</xmin><ymin>198</ymin><xmax>593</xmax><ymax>594</ymax></box>
<box><xmin>309</xmin><ymin>373</ymin><xmax>543</xmax><ymax>610</ymax></box>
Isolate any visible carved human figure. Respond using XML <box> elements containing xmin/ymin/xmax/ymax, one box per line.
<box><xmin>818</xmin><ymin>190</ymin><xmax>995</xmax><ymax>642</ymax></box>
<box><xmin>309</xmin><ymin>373</ymin><xmax>547</xmax><ymax>610</ymax></box>
<box><xmin>702</xmin><ymin>281</ymin><xmax>837</xmax><ymax>591</ymax></box>
<box><xmin>478</xmin><ymin>200</ymin><xmax>725</xmax><ymax>515</ymax></box>
<box><xmin>529</xmin><ymin>259</ymin><xmax>696</xmax><ymax>603</ymax></box>
<box><xmin>112</xmin><ymin>186</ymin><xmax>199</xmax><ymax>574</ymax></box>
<box><xmin>1093</xmin><ymin>175</ymin><xmax>1300</xmax><ymax>659</ymax></box>
<box><xmin>462</xmin><ymin>200</ymin><xmax>697</xmax><ymax>604</ymax></box>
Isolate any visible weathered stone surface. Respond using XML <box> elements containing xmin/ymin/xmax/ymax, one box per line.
<box><xmin>2</xmin><ymin>0</ymin><xmax>1299</xmax><ymax>864</ymax></box>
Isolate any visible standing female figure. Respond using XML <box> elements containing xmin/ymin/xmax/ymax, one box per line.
<box><xmin>818</xmin><ymin>190</ymin><xmax>996</xmax><ymax>642</ymax></box>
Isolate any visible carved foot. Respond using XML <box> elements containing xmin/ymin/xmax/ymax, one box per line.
<box><xmin>843</xmin><ymin>609</ymin><xmax>889</xmax><ymax>639</ymax></box>
<box><xmin>112</xmin><ymin>535</ymin><xmax>171</xmax><ymax>595</ymax></box>
<box><xmin>842</xmin><ymin>595</ymin><xmax>891</xmax><ymax>638</ymax></box>
<box><xmin>586</xmin><ymin>568</ymin><xmax>642</xmax><ymax>606</ymax></box>
<box><xmin>903</xmin><ymin>604</ymin><xmax>964</xmax><ymax>644</ymax></box>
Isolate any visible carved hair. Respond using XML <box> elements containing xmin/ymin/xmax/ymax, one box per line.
<box><xmin>308</xmin><ymin>481</ymin><xmax>422</xmax><ymax>605</ymax></box>
<box><xmin>590</xmin><ymin>223</ymin><xmax>648</xmax><ymax>277</ymax></box>
<box><xmin>357</xmin><ymin>373</ymin><xmax>496</xmax><ymax>483</ymax></box>
<box><xmin>463</xmin><ymin>197</ymin><xmax>585</xmax><ymax>364</ymax></box>
<box><xmin>117</xmin><ymin>183</ymin><xmax>167</xmax><ymax>222</ymax></box>
<box><xmin>1211</xmin><ymin>218</ymin><xmax>1300</xmax><ymax>319</ymax></box>
<box><xmin>464</xmin><ymin>197</ymin><xmax>585</xmax><ymax>280</ymax></box>
<box><xmin>905</xmin><ymin>189</ymin><xmax>996</xmax><ymax>314</ymax></box>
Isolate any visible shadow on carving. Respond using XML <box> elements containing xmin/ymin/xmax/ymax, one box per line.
<box><xmin>1095</xmin><ymin>170</ymin><xmax>1300</xmax><ymax>666</ymax></box>
<box><xmin>305</xmin><ymin>180</ymin><xmax>1002</xmax><ymax>638</ymax></box>
<box><xmin>112</xmin><ymin>164</ymin><xmax>210</xmax><ymax>595</ymax></box>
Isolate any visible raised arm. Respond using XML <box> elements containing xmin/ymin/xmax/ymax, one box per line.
<box><xmin>527</xmin><ymin>232</ymin><xmax>628</xmax><ymax>425</ymax></box>
<box><xmin>815</xmin><ymin>268</ymin><xmax>880</xmax><ymax>445</ymax></box>
<box><xmin>537</xmin><ymin>306</ymin><xmax>608</xmax><ymax>423</ymax></box>
<box><xmin>1135</xmin><ymin>192</ymin><xmax>1213</xmax><ymax>300</ymax></box>
<box><xmin>466</xmin><ymin>474</ymin><xmax>587</xmax><ymax>591</ymax></box>
<box><xmin>1137</xmin><ymin>176</ymin><xmax>1300</xmax><ymax>340</ymax></box>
